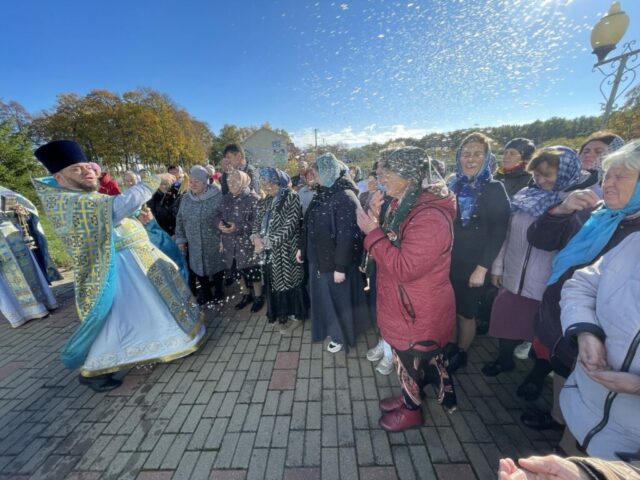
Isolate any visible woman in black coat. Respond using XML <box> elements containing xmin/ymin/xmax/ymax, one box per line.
<box><xmin>301</xmin><ymin>153</ymin><xmax>370</xmax><ymax>353</ymax></box>
<box><xmin>446</xmin><ymin>133</ymin><xmax>511</xmax><ymax>371</ymax></box>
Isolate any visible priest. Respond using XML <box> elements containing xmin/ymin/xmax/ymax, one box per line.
<box><xmin>33</xmin><ymin>140</ymin><xmax>205</xmax><ymax>392</ymax></box>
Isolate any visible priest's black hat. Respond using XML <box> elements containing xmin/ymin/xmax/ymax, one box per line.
<box><xmin>34</xmin><ymin>140</ymin><xmax>88</xmax><ymax>174</ymax></box>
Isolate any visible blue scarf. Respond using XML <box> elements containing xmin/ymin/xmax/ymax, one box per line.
<box><xmin>448</xmin><ymin>147</ymin><xmax>494</xmax><ymax>226</ymax></box>
<box><xmin>548</xmin><ymin>181</ymin><xmax>640</xmax><ymax>284</ymax></box>
<box><xmin>511</xmin><ymin>147</ymin><xmax>582</xmax><ymax>218</ymax></box>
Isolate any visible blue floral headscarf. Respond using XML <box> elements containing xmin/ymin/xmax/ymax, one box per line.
<box><xmin>259</xmin><ymin>167</ymin><xmax>289</xmax><ymax>189</ymax></box>
<box><xmin>511</xmin><ymin>146</ymin><xmax>582</xmax><ymax>218</ymax></box>
<box><xmin>448</xmin><ymin>145</ymin><xmax>495</xmax><ymax>227</ymax></box>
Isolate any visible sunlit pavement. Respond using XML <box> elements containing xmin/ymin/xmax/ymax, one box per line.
<box><xmin>0</xmin><ymin>273</ymin><xmax>561</xmax><ymax>480</ymax></box>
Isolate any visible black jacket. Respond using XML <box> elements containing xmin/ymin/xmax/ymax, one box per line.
<box><xmin>495</xmin><ymin>168</ymin><xmax>532</xmax><ymax>198</ymax></box>
<box><xmin>450</xmin><ymin>180</ymin><xmax>510</xmax><ymax>280</ymax></box>
<box><xmin>302</xmin><ymin>178</ymin><xmax>363</xmax><ymax>273</ymax></box>
<box><xmin>148</xmin><ymin>190</ymin><xmax>179</xmax><ymax>236</ymax></box>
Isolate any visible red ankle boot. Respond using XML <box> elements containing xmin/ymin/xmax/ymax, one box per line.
<box><xmin>379</xmin><ymin>404</ymin><xmax>423</xmax><ymax>432</ymax></box>
<box><xmin>379</xmin><ymin>395</ymin><xmax>405</xmax><ymax>413</ymax></box>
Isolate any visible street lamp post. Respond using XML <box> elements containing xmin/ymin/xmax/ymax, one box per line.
<box><xmin>591</xmin><ymin>2</ymin><xmax>640</xmax><ymax>128</ymax></box>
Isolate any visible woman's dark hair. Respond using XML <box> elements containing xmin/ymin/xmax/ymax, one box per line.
<box><xmin>579</xmin><ymin>130</ymin><xmax>621</xmax><ymax>154</ymax></box>
<box><xmin>527</xmin><ymin>148</ymin><xmax>561</xmax><ymax>173</ymax></box>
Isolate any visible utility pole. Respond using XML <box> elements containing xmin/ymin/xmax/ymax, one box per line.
<box><xmin>314</xmin><ymin>128</ymin><xmax>318</xmax><ymax>156</ymax></box>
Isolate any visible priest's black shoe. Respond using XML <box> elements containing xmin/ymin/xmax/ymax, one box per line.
<box><xmin>78</xmin><ymin>373</ymin><xmax>123</xmax><ymax>392</ymax></box>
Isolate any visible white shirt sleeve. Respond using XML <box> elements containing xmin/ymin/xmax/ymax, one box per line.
<box><xmin>112</xmin><ymin>183</ymin><xmax>153</xmax><ymax>224</ymax></box>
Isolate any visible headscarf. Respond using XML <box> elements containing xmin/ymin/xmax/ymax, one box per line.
<box><xmin>88</xmin><ymin>162</ymin><xmax>102</xmax><ymax>175</ymax></box>
<box><xmin>511</xmin><ymin>146</ymin><xmax>581</xmax><ymax>218</ymax></box>
<box><xmin>259</xmin><ymin>167</ymin><xmax>289</xmax><ymax>189</ymax></box>
<box><xmin>380</xmin><ymin>147</ymin><xmax>451</xmax><ymax>245</ymax></box>
<box><xmin>259</xmin><ymin>167</ymin><xmax>291</xmax><ymax>237</ymax></box>
<box><xmin>316</xmin><ymin>153</ymin><xmax>342</xmax><ymax>187</ymax></box>
<box><xmin>547</xmin><ymin>142</ymin><xmax>640</xmax><ymax>284</ymax></box>
<box><xmin>228</xmin><ymin>170</ymin><xmax>251</xmax><ymax>194</ymax></box>
<box><xmin>448</xmin><ymin>144</ymin><xmax>495</xmax><ymax>227</ymax></box>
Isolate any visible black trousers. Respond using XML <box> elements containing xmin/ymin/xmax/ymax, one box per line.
<box><xmin>189</xmin><ymin>270</ymin><xmax>224</xmax><ymax>302</ymax></box>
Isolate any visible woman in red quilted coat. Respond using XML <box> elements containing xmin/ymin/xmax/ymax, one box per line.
<box><xmin>357</xmin><ymin>146</ymin><xmax>457</xmax><ymax>432</ymax></box>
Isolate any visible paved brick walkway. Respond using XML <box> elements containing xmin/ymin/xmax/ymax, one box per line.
<box><xmin>0</xmin><ymin>274</ymin><xmax>561</xmax><ymax>480</ymax></box>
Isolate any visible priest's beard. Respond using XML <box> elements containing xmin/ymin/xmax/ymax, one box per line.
<box><xmin>58</xmin><ymin>175</ymin><xmax>99</xmax><ymax>192</ymax></box>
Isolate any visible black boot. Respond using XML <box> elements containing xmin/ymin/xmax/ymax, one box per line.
<box><xmin>78</xmin><ymin>373</ymin><xmax>122</xmax><ymax>392</ymax></box>
<box><xmin>235</xmin><ymin>294</ymin><xmax>253</xmax><ymax>310</ymax></box>
<box><xmin>481</xmin><ymin>359</ymin><xmax>514</xmax><ymax>377</ymax></box>
<box><xmin>251</xmin><ymin>295</ymin><xmax>265</xmax><ymax>312</ymax></box>
<box><xmin>447</xmin><ymin>348</ymin><xmax>467</xmax><ymax>373</ymax></box>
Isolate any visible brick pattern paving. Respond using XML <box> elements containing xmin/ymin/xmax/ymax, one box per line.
<box><xmin>0</xmin><ymin>275</ymin><xmax>560</xmax><ymax>480</ymax></box>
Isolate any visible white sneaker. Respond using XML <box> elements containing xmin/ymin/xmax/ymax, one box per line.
<box><xmin>514</xmin><ymin>342</ymin><xmax>532</xmax><ymax>360</ymax></box>
<box><xmin>327</xmin><ymin>341</ymin><xmax>343</xmax><ymax>353</ymax></box>
<box><xmin>376</xmin><ymin>356</ymin><xmax>393</xmax><ymax>375</ymax></box>
<box><xmin>367</xmin><ymin>343</ymin><xmax>384</xmax><ymax>362</ymax></box>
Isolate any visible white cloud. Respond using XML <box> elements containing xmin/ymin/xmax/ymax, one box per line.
<box><xmin>291</xmin><ymin>124</ymin><xmax>435</xmax><ymax>148</ymax></box>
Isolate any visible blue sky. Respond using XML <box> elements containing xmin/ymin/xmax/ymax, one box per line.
<box><xmin>2</xmin><ymin>0</ymin><xmax>639</xmax><ymax>146</ymax></box>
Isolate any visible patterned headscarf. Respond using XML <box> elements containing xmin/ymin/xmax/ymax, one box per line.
<box><xmin>316</xmin><ymin>153</ymin><xmax>342</xmax><ymax>187</ymax></box>
<box><xmin>228</xmin><ymin>170</ymin><xmax>251</xmax><ymax>193</ymax></box>
<box><xmin>448</xmin><ymin>145</ymin><xmax>495</xmax><ymax>227</ymax></box>
<box><xmin>383</xmin><ymin>146</ymin><xmax>449</xmax><ymax>198</ymax></box>
<box><xmin>259</xmin><ymin>167</ymin><xmax>289</xmax><ymax>188</ymax></box>
<box><xmin>511</xmin><ymin>146</ymin><xmax>582</xmax><ymax>218</ymax></box>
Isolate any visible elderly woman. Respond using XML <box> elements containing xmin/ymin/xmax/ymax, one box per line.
<box><xmin>357</xmin><ymin>146</ymin><xmax>457</xmax><ymax>431</ymax></box>
<box><xmin>252</xmin><ymin>168</ymin><xmax>307</xmax><ymax>332</ymax></box>
<box><xmin>217</xmin><ymin>170</ymin><xmax>263</xmax><ymax>312</ymax></box>
<box><xmin>579</xmin><ymin>130</ymin><xmax>625</xmax><ymax>182</ymax></box>
<box><xmin>483</xmin><ymin>147</ymin><xmax>584</xmax><ymax>377</ymax></box>
<box><xmin>446</xmin><ymin>133</ymin><xmax>511</xmax><ymax>372</ymax></box>
<box><xmin>148</xmin><ymin>175</ymin><xmax>179</xmax><ymax>236</ymax></box>
<box><xmin>175</xmin><ymin>166</ymin><xmax>225</xmax><ymax>304</ymax></box>
<box><xmin>520</xmin><ymin>140</ymin><xmax>634</xmax><ymax>435</ymax></box>
<box><xmin>558</xmin><ymin>141</ymin><xmax>640</xmax><ymax>459</ymax></box>
<box><xmin>123</xmin><ymin>170</ymin><xmax>140</xmax><ymax>189</ymax></box>
<box><xmin>495</xmin><ymin>138</ymin><xmax>535</xmax><ymax>198</ymax></box>
<box><xmin>302</xmin><ymin>154</ymin><xmax>370</xmax><ymax>353</ymax></box>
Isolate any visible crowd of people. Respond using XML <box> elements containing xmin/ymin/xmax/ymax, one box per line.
<box><xmin>1</xmin><ymin>130</ymin><xmax>639</xmax><ymax>477</ymax></box>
